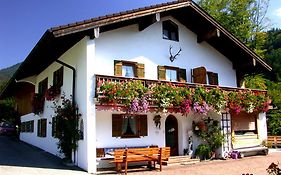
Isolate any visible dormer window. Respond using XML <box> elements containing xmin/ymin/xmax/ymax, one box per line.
<box><xmin>163</xmin><ymin>20</ymin><xmax>179</xmax><ymax>41</ymax></box>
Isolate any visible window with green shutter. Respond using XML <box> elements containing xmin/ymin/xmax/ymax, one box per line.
<box><xmin>38</xmin><ymin>78</ymin><xmax>48</xmax><ymax>96</ymax></box>
<box><xmin>114</xmin><ymin>60</ymin><xmax>145</xmax><ymax>78</ymax></box>
<box><xmin>157</xmin><ymin>65</ymin><xmax>186</xmax><ymax>82</ymax></box>
<box><xmin>37</xmin><ymin>118</ymin><xmax>47</xmax><ymax>137</ymax></box>
<box><xmin>207</xmin><ymin>72</ymin><xmax>219</xmax><ymax>85</ymax></box>
<box><xmin>192</xmin><ymin>66</ymin><xmax>207</xmax><ymax>84</ymax></box>
<box><xmin>53</xmin><ymin>67</ymin><xmax>64</xmax><ymax>88</ymax></box>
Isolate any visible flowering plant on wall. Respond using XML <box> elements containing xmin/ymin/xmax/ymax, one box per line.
<box><xmin>150</xmin><ymin>83</ymin><xmax>191</xmax><ymax>113</ymax></box>
<box><xmin>32</xmin><ymin>93</ymin><xmax>45</xmax><ymax>115</ymax></box>
<box><xmin>97</xmin><ymin>80</ymin><xmax>271</xmax><ymax>115</ymax></box>
<box><xmin>45</xmin><ymin>85</ymin><xmax>61</xmax><ymax>101</ymax></box>
<box><xmin>99</xmin><ymin>80</ymin><xmax>149</xmax><ymax>113</ymax></box>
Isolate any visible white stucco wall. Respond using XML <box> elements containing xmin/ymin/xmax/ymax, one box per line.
<box><xmin>19</xmin><ymin>15</ymin><xmax>267</xmax><ymax>173</ymax></box>
<box><xmin>93</xmin><ymin>16</ymin><xmax>237</xmax><ymax>87</ymax></box>
<box><xmin>95</xmin><ymin>110</ymin><xmax>222</xmax><ymax>168</ymax></box>
<box><xmin>20</xmin><ymin>37</ymin><xmax>89</xmax><ymax>171</ymax></box>
<box><xmin>257</xmin><ymin>112</ymin><xmax>268</xmax><ymax>142</ymax></box>
<box><xmin>20</xmin><ymin>113</ymin><xmax>61</xmax><ymax>157</ymax></box>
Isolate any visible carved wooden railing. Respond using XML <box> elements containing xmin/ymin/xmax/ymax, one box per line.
<box><xmin>95</xmin><ymin>74</ymin><xmax>267</xmax><ymax>96</ymax></box>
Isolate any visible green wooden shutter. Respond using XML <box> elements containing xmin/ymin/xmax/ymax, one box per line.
<box><xmin>112</xmin><ymin>114</ymin><xmax>122</xmax><ymax>137</ymax></box>
<box><xmin>136</xmin><ymin>63</ymin><xmax>145</xmax><ymax>78</ymax></box>
<box><xmin>193</xmin><ymin>66</ymin><xmax>207</xmax><ymax>84</ymax></box>
<box><xmin>139</xmin><ymin>115</ymin><xmax>148</xmax><ymax>136</ymax></box>
<box><xmin>41</xmin><ymin>119</ymin><xmax>47</xmax><ymax>137</ymax></box>
<box><xmin>31</xmin><ymin>120</ymin><xmax>34</xmax><ymax>133</ymax></box>
<box><xmin>158</xmin><ymin>66</ymin><xmax>166</xmax><ymax>80</ymax></box>
<box><xmin>178</xmin><ymin>68</ymin><xmax>186</xmax><ymax>82</ymax></box>
<box><xmin>52</xmin><ymin>117</ymin><xmax>56</xmax><ymax>137</ymax></box>
<box><xmin>114</xmin><ymin>60</ymin><xmax>123</xmax><ymax>76</ymax></box>
<box><xmin>208</xmin><ymin>72</ymin><xmax>219</xmax><ymax>85</ymax></box>
<box><xmin>37</xmin><ymin>119</ymin><xmax>41</xmax><ymax>137</ymax></box>
<box><xmin>53</xmin><ymin>66</ymin><xmax>64</xmax><ymax>88</ymax></box>
<box><xmin>213</xmin><ymin>73</ymin><xmax>219</xmax><ymax>85</ymax></box>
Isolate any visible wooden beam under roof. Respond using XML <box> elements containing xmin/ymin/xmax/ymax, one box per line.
<box><xmin>138</xmin><ymin>13</ymin><xmax>160</xmax><ymax>31</ymax></box>
<box><xmin>197</xmin><ymin>28</ymin><xmax>220</xmax><ymax>43</ymax></box>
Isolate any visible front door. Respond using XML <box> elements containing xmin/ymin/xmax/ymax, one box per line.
<box><xmin>165</xmin><ymin>115</ymin><xmax>178</xmax><ymax>156</ymax></box>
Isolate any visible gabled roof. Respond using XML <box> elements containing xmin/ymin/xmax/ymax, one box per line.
<box><xmin>0</xmin><ymin>0</ymin><xmax>272</xmax><ymax>98</ymax></box>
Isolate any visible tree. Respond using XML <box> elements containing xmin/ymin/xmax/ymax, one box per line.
<box><xmin>264</xmin><ymin>28</ymin><xmax>281</xmax><ymax>81</ymax></box>
<box><xmin>198</xmin><ymin>0</ymin><xmax>270</xmax><ymax>57</ymax></box>
<box><xmin>0</xmin><ymin>98</ymin><xmax>18</xmax><ymax>123</ymax></box>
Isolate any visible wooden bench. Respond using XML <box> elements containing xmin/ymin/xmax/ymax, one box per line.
<box><xmin>267</xmin><ymin>136</ymin><xmax>281</xmax><ymax>148</ymax></box>
<box><xmin>114</xmin><ymin>147</ymin><xmax>170</xmax><ymax>175</ymax></box>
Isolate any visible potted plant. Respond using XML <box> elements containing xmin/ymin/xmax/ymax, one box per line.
<box><xmin>195</xmin><ymin>144</ymin><xmax>211</xmax><ymax>160</ymax></box>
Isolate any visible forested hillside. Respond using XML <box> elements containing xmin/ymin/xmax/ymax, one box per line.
<box><xmin>198</xmin><ymin>0</ymin><xmax>281</xmax><ymax>135</ymax></box>
<box><xmin>0</xmin><ymin>63</ymin><xmax>20</xmax><ymax>91</ymax></box>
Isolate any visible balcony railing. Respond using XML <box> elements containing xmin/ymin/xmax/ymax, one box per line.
<box><xmin>95</xmin><ymin>74</ymin><xmax>266</xmax><ymax>94</ymax></box>
<box><xmin>95</xmin><ymin>74</ymin><xmax>269</xmax><ymax>114</ymax></box>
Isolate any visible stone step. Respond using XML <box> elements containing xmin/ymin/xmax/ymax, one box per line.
<box><xmin>163</xmin><ymin>156</ymin><xmax>200</xmax><ymax>166</ymax></box>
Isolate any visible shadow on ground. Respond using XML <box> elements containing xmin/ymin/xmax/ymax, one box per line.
<box><xmin>0</xmin><ymin>136</ymin><xmax>82</xmax><ymax>171</ymax></box>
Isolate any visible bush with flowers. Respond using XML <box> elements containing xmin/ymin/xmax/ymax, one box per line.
<box><xmin>97</xmin><ymin>80</ymin><xmax>271</xmax><ymax>115</ymax></box>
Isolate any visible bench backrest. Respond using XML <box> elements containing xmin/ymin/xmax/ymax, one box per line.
<box><xmin>114</xmin><ymin>147</ymin><xmax>170</xmax><ymax>163</ymax></box>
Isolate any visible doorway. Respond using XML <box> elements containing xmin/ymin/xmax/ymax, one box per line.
<box><xmin>165</xmin><ymin>115</ymin><xmax>179</xmax><ymax>156</ymax></box>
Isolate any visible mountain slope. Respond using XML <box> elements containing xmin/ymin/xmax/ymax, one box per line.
<box><xmin>0</xmin><ymin>63</ymin><xmax>21</xmax><ymax>83</ymax></box>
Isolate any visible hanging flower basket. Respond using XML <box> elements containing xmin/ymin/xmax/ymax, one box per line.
<box><xmin>45</xmin><ymin>85</ymin><xmax>61</xmax><ymax>101</ymax></box>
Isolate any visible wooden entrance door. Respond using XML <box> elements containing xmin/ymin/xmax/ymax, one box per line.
<box><xmin>165</xmin><ymin>115</ymin><xmax>178</xmax><ymax>156</ymax></box>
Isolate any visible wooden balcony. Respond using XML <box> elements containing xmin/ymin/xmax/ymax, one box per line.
<box><xmin>94</xmin><ymin>74</ymin><xmax>269</xmax><ymax>114</ymax></box>
<box><xmin>95</xmin><ymin>74</ymin><xmax>267</xmax><ymax>95</ymax></box>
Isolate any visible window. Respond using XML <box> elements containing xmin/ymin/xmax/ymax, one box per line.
<box><xmin>52</xmin><ymin>117</ymin><xmax>58</xmax><ymax>138</ymax></box>
<box><xmin>158</xmin><ymin>66</ymin><xmax>186</xmax><ymax>82</ymax></box>
<box><xmin>38</xmin><ymin>78</ymin><xmax>48</xmax><ymax>96</ymax></box>
<box><xmin>21</xmin><ymin>121</ymin><xmax>34</xmax><ymax>133</ymax></box>
<box><xmin>53</xmin><ymin>67</ymin><xmax>64</xmax><ymax>88</ymax></box>
<box><xmin>112</xmin><ymin>114</ymin><xmax>147</xmax><ymax>138</ymax></box>
<box><xmin>163</xmin><ymin>20</ymin><xmax>179</xmax><ymax>41</ymax></box>
<box><xmin>166</xmin><ymin>69</ymin><xmax>178</xmax><ymax>82</ymax></box>
<box><xmin>37</xmin><ymin>119</ymin><xmax>47</xmax><ymax>137</ymax></box>
<box><xmin>122</xmin><ymin>64</ymin><xmax>135</xmax><ymax>78</ymax></box>
<box><xmin>192</xmin><ymin>67</ymin><xmax>219</xmax><ymax>85</ymax></box>
<box><xmin>114</xmin><ymin>60</ymin><xmax>145</xmax><ymax>78</ymax></box>
<box><xmin>207</xmin><ymin>72</ymin><xmax>219</xmax><ymax>85</ymax></box>
<box><xmin>232</xmin><ymin>112</ymin><xmax>257</xmax><ymax>135</ymax></box>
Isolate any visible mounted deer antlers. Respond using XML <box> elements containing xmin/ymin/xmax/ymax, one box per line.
<box><xmin>169</xmin><ymin>45</ymin><xmax>182</xmax><ymax>62</ymax></box>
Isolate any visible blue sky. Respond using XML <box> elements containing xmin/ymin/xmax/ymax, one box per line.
<box><xmin>0</xmin><ymin>0</ymin><xmax>281</xmax><ymax>70</ymax></box>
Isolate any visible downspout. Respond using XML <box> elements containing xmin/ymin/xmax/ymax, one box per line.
<box><xmin>55</xmin><ymin>60</ymin><xmax>78</xmax><ymax>164</ymax></box>
<box><xmin>55</xmin><ymin>60</ymin><xmax>75</xmax><ymax>106</ymax></box>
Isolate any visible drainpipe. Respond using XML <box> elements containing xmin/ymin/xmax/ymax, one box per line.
<box><xmin>55</xmin><ymin>60</ymin><xmax>77</xmax><ymax>164</ymax></box>
<box><xmin>55</xmin><ymin>60</ymin><xmax>76</xmax><ymax>106</ymax></box>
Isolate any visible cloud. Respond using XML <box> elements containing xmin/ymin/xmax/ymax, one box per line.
<box><xmin>275</xmin><ymin>7</ymin><xmax>281</xmax><ymax>18</ymax></box>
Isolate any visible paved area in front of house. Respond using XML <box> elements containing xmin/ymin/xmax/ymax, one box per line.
<box><xmin>0</xmin><ymin>136</ymin><xmax>88</xmax><ymax>175</ymax></box>
<box><xmin>1</xmin><ymin>135</ymin><xmax>281</xmax><ymax>175</ymax></box>
<box><xmin>128</xmin><ymin>150</ymin><xmax>281</xmax><ymax>175</ymax></box>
